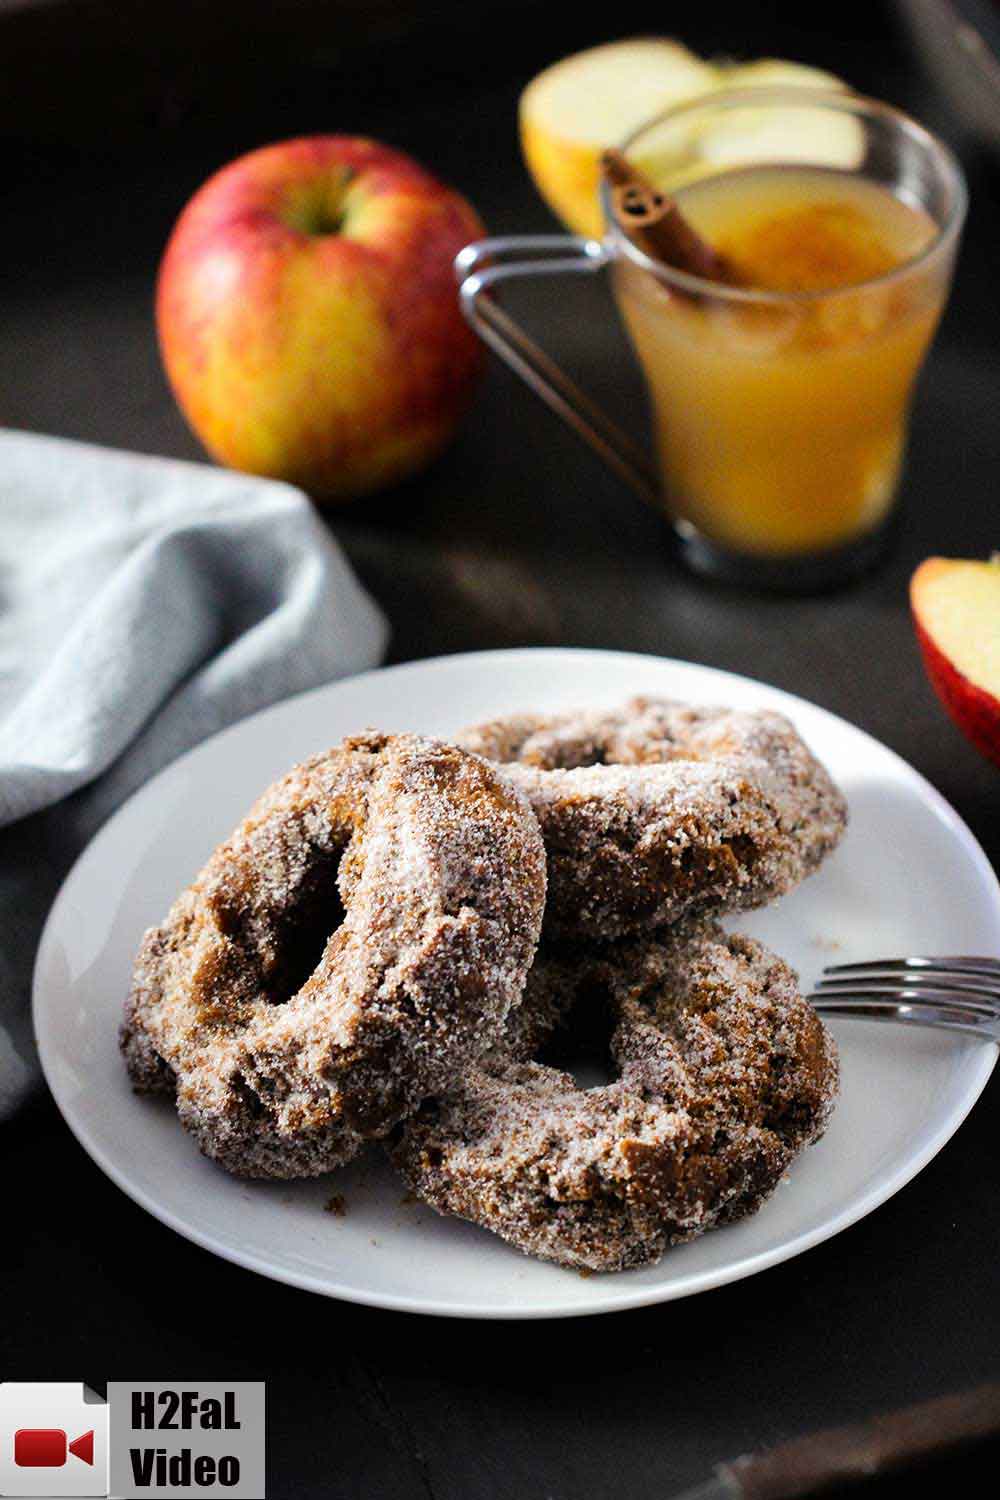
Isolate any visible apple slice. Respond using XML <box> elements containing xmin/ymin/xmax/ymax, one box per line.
<box><xmin>519</xmin><ymin>41</ymin><xmax>858</xmax><ymax>237</ymax></box>
<box><xmin>911</xmin><ymin>556</ymin><xmax>1000</xmax><ymax>768</ymax></box>
<box><xmin>520</xmin><ymin>40</ymin><xmax>718</xmax><ymax>237</ymax></box>
<box><xmin>695</xmin><ymin>59</ymin><xmax>864</xmax><ymax>176</ymax></box>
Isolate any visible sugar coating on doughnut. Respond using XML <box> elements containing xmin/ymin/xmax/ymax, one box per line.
<box><xmin>390</xmin><ymin>923</ymin><xmax>839</xmax><ymax>1272</ymax></box>
<box><xmin>458</xmin><ymin>698</ymin><xmax>847</xmax><ymax>938</ymax></box>
<box><xmin>121</xmin><ymin>733</ymin><xmax>547</xmax><ymax>1178</ymax></box>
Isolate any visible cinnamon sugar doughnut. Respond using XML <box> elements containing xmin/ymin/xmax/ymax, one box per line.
<box><xmin>390</xmin><ymin>923</ymin><xmax>838</xmax><ymax>1272</ymax></box>
<box><xmin>121</xmin><ymin>733</ymin><xmax>546</xmax><ymax>1178</ymax></box>
<box><xmin>459</xmin><ymin>698</ymin><xmax>847</xmax><ymax>939</ymax></box>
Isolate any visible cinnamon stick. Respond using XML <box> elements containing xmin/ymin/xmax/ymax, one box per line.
<box><xmin>601</xmin><ymin>148</ymin><xmax>736</xmax><ymax>285</ymax></box>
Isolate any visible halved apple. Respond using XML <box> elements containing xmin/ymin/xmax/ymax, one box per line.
<box><xmin>519</xmin><ymin>39</ymin><xmax>860</xmax><ymax>239</ymax></box>
<box><xmin>520</xmin><ymin>40</ymin><xmax>717</xmax><ymax>237</ymax></box>
<box><xmin>911</xmin><ymin>556</ymin><xmax>1000</xmax><ymax>768</ymax></box>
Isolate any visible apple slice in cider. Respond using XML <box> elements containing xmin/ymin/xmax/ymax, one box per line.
<box><xmin>694</xmin><ymin>61</ymin><xmax>865</xmax><ymax>176</ymax></box>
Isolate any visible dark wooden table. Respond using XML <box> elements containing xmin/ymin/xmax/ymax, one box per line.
<box><xmin>3</xmin><ymin>4</ymin><xmax>999</xmax><ymax>1496</ymax></box>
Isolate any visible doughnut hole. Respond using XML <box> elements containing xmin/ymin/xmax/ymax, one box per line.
<box><xmin>536</xmin><ymin>974</ymin><xmax>617</xmax><ymax>1089</ymax></box>
<box><xmin>208</xmin><ymin>838</ymin><xmax>349</xmax><ymax>1007</ymax></box>
<box><xmin>262</xmin><ymin>860</ymin><xmax>347</xmax><ymax>1005</ymax></box>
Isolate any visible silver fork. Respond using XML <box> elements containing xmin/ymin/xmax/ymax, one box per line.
<box><xmin>808</xmin><ymin>956</ymin><xmax>1000</xmax><ymax>1042</ymax></box>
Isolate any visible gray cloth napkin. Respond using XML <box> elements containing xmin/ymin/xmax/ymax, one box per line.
<box><xmin>0</xmin><ymin>428</ymin><xmax>389</xmax><ymax>1117</ymax></box>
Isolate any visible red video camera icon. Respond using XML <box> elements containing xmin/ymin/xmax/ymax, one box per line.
<box><xmin>14</xmin><ymin>1428</ymin><xmax>95</xmax><ymax>1468</ymax></box>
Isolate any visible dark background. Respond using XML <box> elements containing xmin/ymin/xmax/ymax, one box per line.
<box><xmin>3</xmin><ymin>2</ymin><xmax>999</xmax><ymax>1496</ymax></box>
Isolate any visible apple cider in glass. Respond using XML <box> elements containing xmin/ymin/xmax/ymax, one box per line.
<box><xmin>458</xmin><ymin>88</ymin><xmax>965</xmax><ymax>586</ymax></box>
<box><xmin>614</xmin><ymin>163</ymin><xmax>951</xmax><ymax>561</ymax></box>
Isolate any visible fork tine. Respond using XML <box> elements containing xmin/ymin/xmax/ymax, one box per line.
<box><xmin>818</xmin><ymin>967</ymin><xmax>1000</xmax><ymax>998</ymax></box>
<box><xmin>810</xmin><ymin>954</ymin><xmax>1000</xmax><ymax>1041</ymax></box>
<box><xmin>823</xmin><ymin>956</ymin><xmax>1000</xmax><ymax>980</ymax></box>
<box><xmin>812</xmin><ymin>977</ymin><xmax>1000</xmax><ymax>1014</ymax></box>
<box><xmin>807</xmin><ymin>996</ymin><xmax>1000</xmax><ymax>1042</ymax></box>
<box><xmin>809</xmin><ymin>985</ymin><xmax>1000</xmax><ymax>1021</ymax></box>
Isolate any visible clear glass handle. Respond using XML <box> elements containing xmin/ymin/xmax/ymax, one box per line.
<box><xmin>455</xmin><ymin>236</ymin><xmax>661</xmax><ymax>508</ymax></box>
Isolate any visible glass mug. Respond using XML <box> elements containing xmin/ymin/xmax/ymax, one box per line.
<box><xmin>456</xmin><ymin>90</ymin><xmax>966</xmax><ymax>589</ymax></box>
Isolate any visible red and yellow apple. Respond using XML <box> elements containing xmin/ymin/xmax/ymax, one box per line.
<box><xmin>157</xmin><ymin>136</ymin><xmax>486</xmax><ymax>503</ymax></box>
<box><xmin>911</xmin><ymin>555</ymin><xmax>1000</xmax><ymax>767</ymax></box>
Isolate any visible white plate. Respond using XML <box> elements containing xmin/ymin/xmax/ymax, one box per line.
<box><xmin>34</xmin><ymin>649</ymin><xmax>1000</xmax><ymax>1319</ymax></box>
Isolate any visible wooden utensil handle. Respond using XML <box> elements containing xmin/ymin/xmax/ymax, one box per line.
<box><xmin>724</xmin><ymin>1384</ymin><xmax>1000</xmax><ymax>1498</ymax></box>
